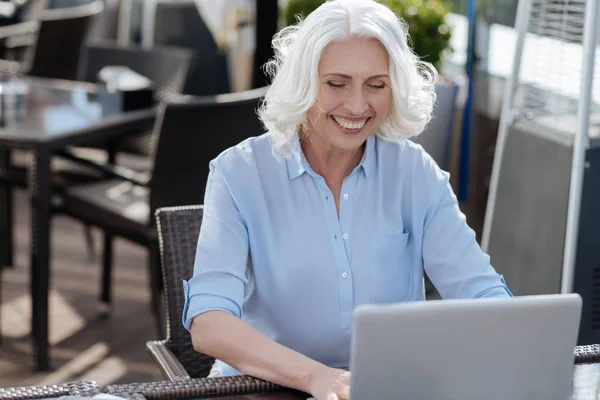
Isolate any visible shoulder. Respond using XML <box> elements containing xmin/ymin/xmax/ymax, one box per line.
<box><xmin>375</xmin><ymin>135</ymin><xmax>447</xmax><ymax>182</ymax></box>
<box><xmin>210</xmin><ymin>133</ymin><xmax>279</xmax><ymax>176</ymax></box>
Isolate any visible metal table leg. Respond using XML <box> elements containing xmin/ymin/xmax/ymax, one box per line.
<box><xmin>0</xmin><ymin>148</ymin><xmax>13</xmax><ymax>268</ymax></box>
<box><xmin>29</xmin><ymin>147</ymin><xmax>51</xmax><ymax>371</ymax></box>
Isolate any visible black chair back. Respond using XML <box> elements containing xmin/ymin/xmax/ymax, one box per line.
<box><xmin>155</xmin><ymin>205</ymin><xmax>214</xmax><ymax>378</ymax></box>
<box><xmin>149</xmin><ymin>86</ymin><xmax>267</xmax><ymax>214</ymax></box>
<box><xmin>86</xmin><ymin>0</ymin><xmax>118</xmax><ymax>41</ymax></box>
<box><xmin>78</xmin><ymin>40</ymin><xmax>195</xmax><ymax>156</ymax></box>
<box><xmin>21</xmin><ymin>0</ymin><xmax>49</xmax><ymax>21</ymax></box>
<box><xmin>27</xmin><ymin>0</ymin><xmax>103</xmax><ymax>80</ymax></box>
<box><xmin>79</xmin><ymin>40</ymin><xmax>195</xmax><ymax>95</ymax></box>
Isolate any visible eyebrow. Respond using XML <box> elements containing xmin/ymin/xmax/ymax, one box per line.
<box><xmin>324</xmin><ymin>73</ymin><xmax>390</xmax><ymax>80</ymax></box>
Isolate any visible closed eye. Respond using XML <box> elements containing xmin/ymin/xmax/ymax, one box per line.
<box><xmin>327</xmin><ymin>81</ymin><xmax>345</xmax><ymax>88</ymax></box>
<box><xmin>369</xmin><ymin>83</ymin><xmax>386</xmax><ymax>89</ymax></box>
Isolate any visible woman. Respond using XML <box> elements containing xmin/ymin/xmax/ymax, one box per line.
<box><xmin>182</xmin><ymin>0</ymin><xmax>511</xmax><ymax>399</ymax></box>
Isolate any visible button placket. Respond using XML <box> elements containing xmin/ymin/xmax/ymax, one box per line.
<box><xmin>337</xmin><ymin>176</ymin><xmax>357</xmax><ymax>329</ymax></box>
<box><xmin>338</xmin><ymin>177</ymin><xmax>355</xmax><ymax>258</ymax></box>
<box><xmin>316</xmin><ymin>173</ymin><xmax>355</xmax><ymax>330</ymax></box>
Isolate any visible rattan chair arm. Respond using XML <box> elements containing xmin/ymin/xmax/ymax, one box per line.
<box><xmin>146</xmin><ymin>340</ymin><xmax>192</xmax><ymax>381</ymax></box>
<box><xmin>575</xmin><ymin>344</ymin><xmax>600</xmax><ymax>364</ymax></box>
<box><xmin>106</xmin><ymin>393</ymin><xmax>147</xmax><ymax>400</ymax></box>
<box><xmin>105</xmin><ymin>376</ymin><xmax>283</xmax><ymax>399</ymax></box>
<box><xmin>0</xmin><ymin>381</ymin><xmax>101</xmax><ymax>400</ymax></box>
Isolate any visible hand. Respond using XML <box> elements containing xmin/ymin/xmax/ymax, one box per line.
<box><xmin>307</xmin><ymin>367</ymin><xmax>351</xmax><ymax>400</ymax></box>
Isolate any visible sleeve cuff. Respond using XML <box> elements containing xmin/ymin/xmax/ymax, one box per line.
<box><xmin>474</xmin><ymin>275</ymin><xmax>513</xmax><ymax>298</ymax></box>
<box><xmin>182</xmin><ymin>279</ymin><xmax>242</xmax><ymax>332</ymax></box>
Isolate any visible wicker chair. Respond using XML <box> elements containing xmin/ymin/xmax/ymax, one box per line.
<box><xmin>0</xmin><ymin>381</ymin><xmax>100</xmax><ymax>399</ymax></box>
<box><xmin>148</xmin><ymin>205</ymin><xmax>210</xmax><ymax>380</ymax></box>
<box><xmin>575</xmin><ymin>344</ymin><xmax>600</xmax><ymax>364</ymax></box>
<box><xmin>105</xmin><ymin>376</ymin><xmax>291</xmax><ymax>399</ymax></box>
<box><xmin>128</xmin><ymin>205</ymin><xmax>296</xmax><ymax>398</ymax></box>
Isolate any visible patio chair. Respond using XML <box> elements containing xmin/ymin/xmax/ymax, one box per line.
<box><xmin>575</xmin><ymin>344</ymin><xmax>600</xmax><ymax>364</ymax></box>
<box><xmin>0</xmin><ymin>40</ymin><xmax>195</xmax><ymax>268</ymax></box>
<box><xmin>57</xmin><ymin>86</ymin><xmax>267</xmax><ymax>336</ymax></box>
<box><xmin>79</xmin><ymin>40</ymin><xmax>194</xmax><ymax>98</ymax></box>
<box><xmin>0</xmin><ymin>381</ymin><xmax>101</xmax><ymax>399</ymax></box>
<box><xmin>148</xmin><ymin>205</ymin><xmax>210</xmax><ymax>379</ymax></box>
<box><xmin>110</xmin><ymin>205</ymin><xmax>289</xmax><ymax>389</ymax></box>
<box><xmin>0</xmin><ymin>0</ymin><xmax>104</xmax><ymax>80</ymax></box>
<box><xmin>104</xmin><ymin>376</ymin><xmax>284</xmax><ymax>397</ymax></box>
<box><xmin>77</xmin><ymin>40</ymin><xmax>196</xmax><ymax>157</ymax></box>
<box><xmin>0</xmin><ymin>0</ymin><xmax>48</xmax><ymax>59</ymax></box>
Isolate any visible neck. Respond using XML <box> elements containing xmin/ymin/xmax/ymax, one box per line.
<box><xmin>300</xmin><ymin>135</ymin><xmax>364</xmax><ymax>186</ymax></box>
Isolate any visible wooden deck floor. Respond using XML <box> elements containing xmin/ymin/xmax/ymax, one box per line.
<box><xmin>0</xmin><ymin>188</ymin><xmax>164</xmax><ymax>387</ymax></box>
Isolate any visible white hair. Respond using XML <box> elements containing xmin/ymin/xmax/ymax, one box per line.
<box><xmin>258</xmin><ymin>0</ymin><xmax>438</xmax><ymax>157</ymax></box>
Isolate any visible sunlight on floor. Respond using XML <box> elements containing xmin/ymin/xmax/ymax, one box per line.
<box><xmin>1</xmin><ymin>290</ymin><xmax>85</xmax><ymax>345</ymax></box>
<box><xmin>37</xmin><ymin>342</ymin><xmax>110</xmax><ymax>385</ymax></box>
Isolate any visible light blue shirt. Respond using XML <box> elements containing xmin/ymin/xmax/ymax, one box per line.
<box><xmin>182</xmin><ymin>133</ymin><xmax>511</xmax><ymax>376</ymax></box>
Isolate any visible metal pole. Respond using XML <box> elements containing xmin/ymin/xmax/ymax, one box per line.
<box><xmin>252</xmin><ymin>0</ymin><xmax>278</xmax><ymax>88</ymax></box>
<box><xmin>141</xmin><ymin>0</ymin><xmax>156</xmax><ymax>49</ymax></box>
<box><xmin>481</xmin><ymin>0</ymin><xmax>534</xmax><ymax>251</ymax></box>
<box><xmin>458</xmin><ymin>0</ymin><xmax>476</xmax><ymax>202</ymax></box>
<box><xmin>117</xmin><ymin>0</ymin><xmax>132</xmax><ymax>45</ymax></box>
<box><xmin>560</xmin><ymin>0</ymin><xmax>599</xmax><ymax>294</ymax></box>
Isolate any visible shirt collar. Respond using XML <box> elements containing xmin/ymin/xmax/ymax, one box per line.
<box><xmin>285</xmin><ymin>137</ymin><xmax>305</xmax><ymax>180</ymax></box>
<box><xmin>286</xmin><ymin>134</ymin><xmax>376</xmax><ymax>180</ymax></box>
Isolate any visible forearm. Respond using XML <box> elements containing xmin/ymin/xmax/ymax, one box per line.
<box><xmin>190</xmin><ymin>310</ymin><xmax>328</xmax><ymax>393</ymax></box>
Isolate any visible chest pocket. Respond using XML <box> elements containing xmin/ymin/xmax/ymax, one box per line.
<box><xmin>369</xmin><ymin>230</ymin><xmax>412</xmax><ymax>303</ymax></box>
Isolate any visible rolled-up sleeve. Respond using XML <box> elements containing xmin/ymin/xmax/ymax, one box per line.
<box><xmin>422</xmin><ymin>170</ymin><xmax>512</xmax><ymax>300</ymax></box>
<box><xmin>182</xmin><ymin>159</ymin><xmax>250</xmax><ymax>332</ymax></box>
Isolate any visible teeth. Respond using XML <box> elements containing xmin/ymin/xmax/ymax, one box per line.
<box><xmin>332</xmin><ymin>116</ymin><xmax>367</xmax><ymax>130</ymax></box>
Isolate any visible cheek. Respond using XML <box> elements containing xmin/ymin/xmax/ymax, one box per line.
<box><xmin>308</xmin><ymin>106</ymin><xmax>328</xmax><ymax>126</ymax></box>
<box><xmin>316</xmin><ymin>91</ymin><xmax>343</xmax><ymax>113</ymax></box>
<box><xmin>372</xmin><ymin>94</ymin><xmax>392</xmax><ymax>118</ymax></box>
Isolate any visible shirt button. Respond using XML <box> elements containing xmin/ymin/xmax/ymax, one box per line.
<box><xmin>342</xmin><ymin>272</ymin><xmax>348</xmax><ymax>279</ymax></box>
<box><xmin>343</xmin><ymin>193</ymin><xmax>349</xmax><ymax>200</ymax></box>
<box><xmin>343</xmin><ymin>233</ymin><xmax>348</xmax><ymax>240</ymax></box>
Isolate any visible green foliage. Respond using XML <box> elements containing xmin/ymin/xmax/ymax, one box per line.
<box><xmin>283</xmin><ymin>0</ymin><xmax>452</xmax><ymax>70</ymax></box>
<box><xmin>284</xmin><ymin>0</ymin><xmax>328</xmax><ymax>26</ymax></box>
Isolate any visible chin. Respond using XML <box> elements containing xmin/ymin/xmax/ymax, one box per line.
<box><xmin>330</xmin><ymin>132</ymin><xmax>369</xmax><ymax>152</ymax></box>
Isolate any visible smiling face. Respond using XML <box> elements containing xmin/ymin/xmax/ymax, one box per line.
<box><xmin>303</xmin><ymin>36</ymin><xmax>393</xmax><ymax>154</ymax></box>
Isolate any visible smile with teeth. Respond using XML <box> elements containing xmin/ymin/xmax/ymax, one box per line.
<box><xmin>332</xmin><ymin>115</ymin><xmax>368</xmax><ymax>130</ymax></box>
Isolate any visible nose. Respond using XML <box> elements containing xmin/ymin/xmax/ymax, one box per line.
<box><xmin>344</xmin><ymin>86</ymin><xmax>369</xmax><ymax>116</ymax></box>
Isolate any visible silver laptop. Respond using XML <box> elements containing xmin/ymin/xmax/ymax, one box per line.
<box><xmin>349</xmin><ymin>294</ymin><xmax>582</xmax><ymax>400</ymax></box>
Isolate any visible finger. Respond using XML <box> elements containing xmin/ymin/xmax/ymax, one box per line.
<box><xmin>335</xmin><ymin>384</ymin><xmax>351</xmax><ymax>400</ymax></box>
<box><xmin>327</xmin><ymin>393</ymin><xmax>339</xmax><ymax>400</ymax></box>
<box><xmin>339</xmin><ymin>372</ymin><xmax>351</xmax><ymax>384</ymax></box>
